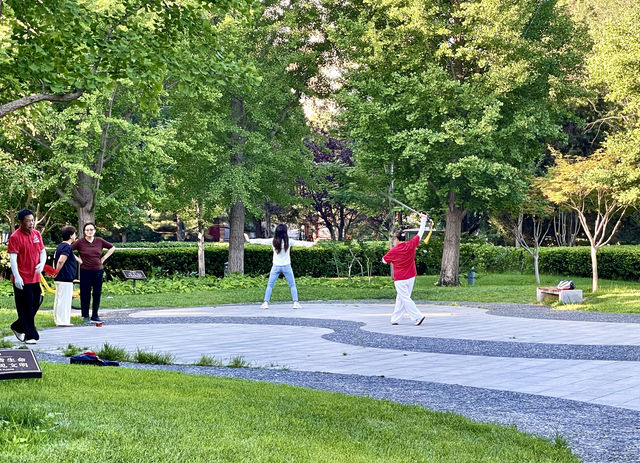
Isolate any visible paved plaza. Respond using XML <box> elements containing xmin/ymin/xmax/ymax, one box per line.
<box><xmin>8</xmin><ymin>301</ymin><xmax>640</xmax><ymax>462</ymax></box>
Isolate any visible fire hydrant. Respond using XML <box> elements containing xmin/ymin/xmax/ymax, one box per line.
<box><xmin>467</xmin><ymin>266</ymin><xmax>476</xmax><ymax>286</ymax></box>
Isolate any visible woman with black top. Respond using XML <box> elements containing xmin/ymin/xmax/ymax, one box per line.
<box><xmin>53</xmin><ymin>226</ymin><xmax>80</xmax><ymax>326</ymax></box>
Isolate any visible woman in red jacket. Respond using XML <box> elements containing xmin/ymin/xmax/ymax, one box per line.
<box><xmin>382</xmin><ymin>214</ymin><xmax>430</xmax><ymax>326</ymax></box>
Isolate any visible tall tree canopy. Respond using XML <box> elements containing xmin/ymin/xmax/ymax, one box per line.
<box><xmin>0</xmin><ymin>0</ymin><xmax>258</xmax><ymax>234</ymax></box>
<box><xmin>166</xmin><ymin>1</ymin><xmax>333</xmax><ymax>274</ymax></box>
<box><xmin>0</xmin><ymin>0</ymin><xmax>254</xmax><ymax>117</ymax></box>
<box><xmin>328</xmin><ymin>0</ymin><xmax>588</xmax><ymax>284</ymax></box>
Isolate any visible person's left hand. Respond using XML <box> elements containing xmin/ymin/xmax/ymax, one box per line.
<box><xmin>35</xmin><ymin>262</ymin><xmax>45</xmax><ymax>273</ymax></box>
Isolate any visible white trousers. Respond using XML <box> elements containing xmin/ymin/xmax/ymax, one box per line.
<box><xmin>391</xmin><ymin>277</ymin><xmax>423</xmax><ymax>323</ymax></box>
<box><xmin>53</xmin><ymin>281</ymin><xmax>73</xmax><ymax>326</ymax></box>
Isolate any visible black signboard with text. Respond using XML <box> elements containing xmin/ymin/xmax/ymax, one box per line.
<box><xmin>0</xmin><ymin>349</ymin><xmax>42</xmax><ymax>380</ymax></box>
<box><xmin>121</xmin><ymin>270</ymin><xmax>147</xmax><ymax>280</ymax></box>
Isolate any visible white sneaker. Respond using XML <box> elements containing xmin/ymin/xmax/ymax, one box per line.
<box><xmin>12</xmin><ymin>328</ymin><xmax>25</xmax><ymax>342</ymax></box>
<box><xmin>292</xmin><ymin>301</ymin><xmax>302</xmax><ymax>309</ymax></box>
<box><xmin>261</xmin><ymin>301</ymin><xmax>269</xmax><ymax>309</ymax></box>
<box><xmin>25</xmin><ymin>339</ymin><xmax>37</xmax><ymax>345</ymax></box>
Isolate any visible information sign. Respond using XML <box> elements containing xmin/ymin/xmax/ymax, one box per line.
<box><xmin>0</xmin><ymin>349</ymin><xmax>42</xmax><ymax>380</ymax></box>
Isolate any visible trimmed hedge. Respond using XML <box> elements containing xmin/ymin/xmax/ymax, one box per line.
<box><xmin>4</xmin><ymin>243</ymin><xmax>640</xmax><ymax>281</ymax></box>
<box><xmin>101</xmin><ymin>240</ymin><xmax>523</xmax><ymax>279</ymax></box>
<box><xmin>538</xmin><ymin>246</ymin><xmax>640</xmax><ymax>281</ymax></box>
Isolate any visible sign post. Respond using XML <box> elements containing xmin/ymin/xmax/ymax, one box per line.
<box><xmin>0</xmin><ymin>349</ymin><xmax>42</xmax><ymax>380</ymax></box>
<box><xmin>121</xmin><ymin>270</ymin><xmax>147</xmax><ymax>293</ymax></box>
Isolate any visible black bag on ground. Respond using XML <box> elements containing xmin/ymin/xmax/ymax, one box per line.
<box><xmin>70</xmin><ymin>351</ymin><xmax>119</xmax><ymax>367</ymax></box>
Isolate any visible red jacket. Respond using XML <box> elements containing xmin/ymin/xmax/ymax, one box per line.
<box><xmin>383</xmin><ymin>235</ymin><xmax>420</xmax><ymax>281</ymax></box>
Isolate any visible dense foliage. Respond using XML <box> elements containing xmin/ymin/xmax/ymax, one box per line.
<box><xmin>4</xmin><ymin>241</ymin><xmax>629</xmax><ymax>281</ymax></box>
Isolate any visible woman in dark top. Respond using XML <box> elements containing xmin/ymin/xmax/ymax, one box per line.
<box><xmin>72</xmin><ymin>223</ymin><xmax>115</xmax><ymax>323</ymax></box>
<box><xmin>53</xmin><ymin>226</ymin><xmax>79</xmax><ymax>326</ymax></box>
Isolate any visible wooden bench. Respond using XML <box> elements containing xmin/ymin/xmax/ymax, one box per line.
<box><xmin>536</xmin><ymin>286</ymin><xmax>583</xmax><ymax>304</ymax></box>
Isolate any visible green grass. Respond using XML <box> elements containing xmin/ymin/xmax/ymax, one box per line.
<box><xmin>0</xmin><ymin>363</ymin><xmax>579</xmax><ymax>463</ymax></box>
<box><xmin>59</xmin><ymin>344</ymin><xmax>88</xmax><ymax>357</ymax></box>
<box><xmin>226</xmin><ymin>355</ymin><xmax>251</xmax><ymax>368</ymax></box>
<box><xmin>96</xmin><ymin>342</ymin><xmax>132</xmax><ymax>362</ymax></box>
<box><xmin>132</xmin><ymin>348</ymin><xmax>175</xmax><ymax>364</ymax></box>
<box><xmin>2</xmin><ymin>273</ymin><xmax>639</xmax><ymax>315</ymax></box>
<box><xmin>193</xmin><ymin>354</ymin><xmax>224</xmax><ymax>367</ymax></box>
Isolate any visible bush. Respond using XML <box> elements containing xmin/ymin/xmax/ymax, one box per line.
<box><xmin>89</xmin><ymin>241</ymin><xmax>640</xmax><ymax>282</ymax></box>
<box><xmin>538</xmin><ymin>246</ymin><xmax>640</xmax><ymax>281</ymax></box>
<box><xmin>0</xmin><ymin>246</ymin><xmax>9</xmax><ymax>280</ymax></box>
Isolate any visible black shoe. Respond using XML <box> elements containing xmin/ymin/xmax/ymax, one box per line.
<box><xmin>90</xmin><ymin>316</ymin><xmax>103</xmax><ymax>322</ymax></box>
<box><xmin>82</xmin><ymin>317</ymin><xmax>91</xmax><ymax>323</ymax></box>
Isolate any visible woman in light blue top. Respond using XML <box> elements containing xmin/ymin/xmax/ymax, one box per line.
<box><xmin>250</xmin><ymin>224</ymin><xmax>314</xmax><ymax>309</ymax></box>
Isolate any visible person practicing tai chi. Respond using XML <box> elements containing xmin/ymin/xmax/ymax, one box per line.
<box><xmin>247</xmin><ymin>224</ymin><xmax>314</xmax><ymax>309</ymax></box>
<box><xmin>382</xmin><ymin>213</ymin><xmax>431</xmax><ymax>326</ymax></box>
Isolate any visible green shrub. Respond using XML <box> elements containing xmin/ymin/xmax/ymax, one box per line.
<box><xmin>193</xmin><ymin>355</ymin><xmax>223</xmax><ymax>366</ymax></box>
<box><xmin>60</xmin><ymin>344</ymin><xmax>88</xmax><ymax>357</ymax></box>
<box><xmin>96</xmin><ymin>342</ymin><xmax>132</xmax><ymax>362</ymax></box>
<box><xmin>226</xmin><ymin>355</ymin><xmax>251</xmax><ymax>368</ymax></box>
<box><xmin>0</xmin><ymin>246</ymin><xmax>9</xmax><ymax>280</ymax></box>
<box><xmin>133</xmin><ymin>349</ymin><xmax>175</xmax><ymax>365</ymax></box>
<box><xmin>538</xmin><ymin>246</ymin><xmax>640</xmax><ymax>280</ymax></box>
<box><xmin>99</xmin><ymin>241</ymin><xmax>640</xmax><ymax>282</ymax></box>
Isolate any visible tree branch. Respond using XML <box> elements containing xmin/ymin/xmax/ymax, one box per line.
<box><xmin>269</xmin><ymin>100</ymin><xmax>295</xmax><ymax>138</ymax></box>
<box><xmin>19</xmin><ymin>126</ymin><xmax>52</xmax><ymax>151</ymax></box>
<box><xmin>0</xmin><ymin>90</ymin><xmax>84</xmax><ymax>119</ymax></box>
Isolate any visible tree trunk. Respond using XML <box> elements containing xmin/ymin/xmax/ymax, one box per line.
<box><xmin>515</xmin><ymin>212</ymin><xmax>523</xmax><ymax>248</ymax></box>
<box><xmin>66</xmin><ymin>169</ymin><xmax>98</xmax><ymax>237</ymax></box>
<box><xmin>437</xmin><ymin>193</ymin><xmax>465</xmax><ymax>286</ymax></box>
<box><xmin>228</xmin><ymin>201</ymin><xmax>245</xmax><ymax>274</ymax></box>
<box><xmin>590</xmin><ymin>245</ymin><xmax>598</xmax><ymax>293</ymax></box>
<box><xmin>253</xmin><ymin>218</ymin><xmax>263</xmax><ymax>239</ymax></box>
<box><xmin>387</xmin><ymin>165</ymin><xmax>394</xmax><ymax>279</ymax></box>
<box><xmin>77</xmin><ymin>203</ymin><xmax>95</xmax><ymax>237</ymax></box>
<box><xmin>337</xmin><ymin>205</ymin><xmax>345</xmax><ymax>240</ymax></box>
<box><xmin>176</xmin><ymin>216</ymin><xmax>185</xmax><ymax>241</ymax></box>
<box><xmin>265</xmin><ymin>201</ymin><xmax>272</xmax><ymax>237</ymax></box>
<box><xmin>227</xmin><ymin>95</ymin><xmax>246</xmax><ymax>274</ymax></box>
<box><xmin>196</xmin><ymin>203</ymin><xmax>206</xmax><ymax>277</ymax></box>
<box><xmin>121</xmin><ymin>232</ymin><xmax>127</xmax><ymax>243</ymax></box>
<box><xmin>533</xmin><ymin>252</ymin><xmax>540</xmax><ymax>285</ymax></box>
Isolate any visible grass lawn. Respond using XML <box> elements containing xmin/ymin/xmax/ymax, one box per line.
<box><xmin>1</xmin><ymin>273</ymin><xmax>639</xmax><ymax>315</ymax></box>
<box><xmin>0</xmin><ymin>363</ymin><xmax>579</xmax><ymax>463</ymax></box>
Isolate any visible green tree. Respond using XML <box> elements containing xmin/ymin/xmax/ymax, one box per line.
<box><xmin>0</xmin><ymin>112</ymin><xmax>63</xmax><ymax>232</ymax></box>
<box><xmin>167</xmin><ymin>2</ymin><xmax>333</xmax><ymax>275</ymax></box>
<box><xmin>0</xmin><ymin>0</ymin><xmax>253</xmax><ymax>118</ymax></box>
<box><xmin>540</xmin><ymin>150</ymin><xmax>640</xmax><ymax>292</ymax></box>
<box><xmin>301</xmin><ymin>134</ymin><xmax>365</xmax><ymax>241</ymax></box>
<box><xmin>1</xmin><ymin>1</ymin><xmax>259</xmax><ymax>236</ymax></box>
<box><xmin>329</xmin><ymin>0</ymin><xmax>588</xmax><ymax>285</ymax></box>
<box><xmin>11</xmin><ymin>82</ymin><xmax>173</xmax><ymax>234</ymax></box>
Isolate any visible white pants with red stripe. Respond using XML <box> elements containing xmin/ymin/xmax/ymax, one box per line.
<box><xmin>391</xmin><ymin>277</ymin><xmax>423</xmax><ymax>324</ymax></box>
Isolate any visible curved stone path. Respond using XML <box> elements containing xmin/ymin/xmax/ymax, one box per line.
<box><xmin>10</xmin><ymin>301</ymin><xmax>640</xmax><ymax>463</ymax></box>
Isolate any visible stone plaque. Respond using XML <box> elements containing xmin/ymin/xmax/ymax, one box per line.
<box><xmin>121</xmin><ymin>270</ymin><xmax>147</xmax><ymax>280</ymax></box>
<box><xmin>0</xmin><ymin>349</ymin><xmax>42</xmax><ymax>380</ymax></box>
